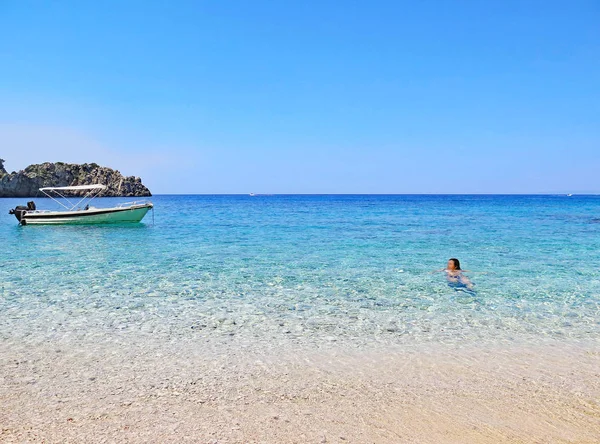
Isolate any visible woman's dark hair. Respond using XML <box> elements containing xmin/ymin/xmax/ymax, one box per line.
<box><xmin>449</xmin><ymin>258</ymin><xmax>461</xmax><ymax>270</ymax></box>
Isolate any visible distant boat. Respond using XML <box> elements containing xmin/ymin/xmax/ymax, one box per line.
<box><xmin>249</xmin><ymin>193</ymin><xmax>255</xmax><ymax>196</ymax></box>
<box><xmin>9</xmin><ymin>185</ymin><xmax>153</xmax><ymax>225</ymax></box>
<box><xmin>567</xmin><ymin>194</ymin><xmax>573</xmax><ymax>197</ymax></box>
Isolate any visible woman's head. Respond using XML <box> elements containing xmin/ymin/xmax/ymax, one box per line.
<box><xmin>447</xmin><ymin>258</ymin><xmax>461</xmax><ymax>270</ymax></box>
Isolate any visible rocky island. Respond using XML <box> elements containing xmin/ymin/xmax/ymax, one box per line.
<box><xmin>0</xmin><ymin>159</ymin><xmax>151</xmax><ymax>197</ymax></box>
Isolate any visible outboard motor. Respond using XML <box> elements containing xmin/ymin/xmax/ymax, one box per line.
<box><xmin>9</xmin><ymin>204</ymin><xmax>30</xmax><ymax>223</ymax></box>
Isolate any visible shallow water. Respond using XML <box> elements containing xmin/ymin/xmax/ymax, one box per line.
<box><xmin>1</xmin><ymin>195</ymin><xmax>599</xmax><ymax>350</ymax></box>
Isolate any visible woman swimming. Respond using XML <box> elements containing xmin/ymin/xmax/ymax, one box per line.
<box><xmin>433</xmin><ymin>258</ymin><xmax>474</xmax><ymax>291</ymax></box>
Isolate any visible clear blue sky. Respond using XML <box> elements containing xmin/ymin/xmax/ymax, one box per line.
<box><xmin>1</xmin><ymin>1</ymin><xmax>598</xmax><ymax>193</ymax></box>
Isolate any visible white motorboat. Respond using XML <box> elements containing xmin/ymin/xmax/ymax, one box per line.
<box><xmin>9</xmin><ymin>184</ymin><xmax>153</xmax><ymax>225</ymax></box>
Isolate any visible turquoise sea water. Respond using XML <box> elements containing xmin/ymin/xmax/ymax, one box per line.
<box><xmin>1</xmin><ymin>195</ymin><xmax>599</xmax><ymax>349</ymax></box>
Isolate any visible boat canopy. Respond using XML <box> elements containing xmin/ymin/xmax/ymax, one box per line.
<box><xmin>39</xmin><ymin>184</ymin><xmax>107</xmax><ymax>211</ymax></box>
<box><xmin>39</xmin><ymin>184</ymin><xmax>107</xmax><ymax>191</ymax></box>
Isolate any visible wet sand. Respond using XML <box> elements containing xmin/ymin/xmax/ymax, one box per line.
<box><xmin>2</xmin><ymin>337</ymin><xmax>599</xmax><ymax>443</ymax></box>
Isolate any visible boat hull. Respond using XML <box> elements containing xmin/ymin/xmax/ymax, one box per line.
<box><xmin>20</xmin><ymin>203</ymin><xmax>153</xmax><ymax>225</ymax></box>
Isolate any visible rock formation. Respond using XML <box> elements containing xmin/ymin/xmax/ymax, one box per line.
<box><xmin>0</xmin><ymin>160</ymin><xmax>151</xmax><ymax>197</ymax></box>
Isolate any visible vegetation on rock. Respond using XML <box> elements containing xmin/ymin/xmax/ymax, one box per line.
<box><xmin>0</xmin><ymin>160</ymin><xmax>151</xmax><ymax>197</ymax></box>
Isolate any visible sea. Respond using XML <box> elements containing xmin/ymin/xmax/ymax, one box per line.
<box><xmin>1</xmin><ymin>195</ymin><xmax>599</xmax><ymax>352</ymax></box>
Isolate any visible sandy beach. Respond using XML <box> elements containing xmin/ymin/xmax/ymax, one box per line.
<box><xmin>2</xmin><ymin>335</ymin><xmax>599</xmax><ymax>443</ymax></box>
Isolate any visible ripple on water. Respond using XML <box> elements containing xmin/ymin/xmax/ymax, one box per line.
<box><xmin>1</xmin><ymin>195</ymin><xmax>600</xmax><ymax>352</ymax></box>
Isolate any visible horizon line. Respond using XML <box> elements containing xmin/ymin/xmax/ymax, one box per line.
<box><xmin>144</xmin><ymin>192</ymin><xmax>600</xmax><ymax>196</ymax></box>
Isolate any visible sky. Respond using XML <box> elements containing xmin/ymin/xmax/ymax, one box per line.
<box><xmin>0</xmin><ymin>1</ymin><xmax>598</xmax><ymax>194</ymax></box>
